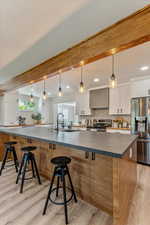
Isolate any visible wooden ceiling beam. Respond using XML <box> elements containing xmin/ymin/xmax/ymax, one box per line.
<box><xmin>0</xmin><ymin>4</ymin><xmax>150</xmax><ymax>92</ymax></box>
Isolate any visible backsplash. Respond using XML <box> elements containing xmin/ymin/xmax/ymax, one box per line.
<box><xmin>80</xmin><ymin>109</ymin><xmax>131</xmax><ymax>124</ymax></box>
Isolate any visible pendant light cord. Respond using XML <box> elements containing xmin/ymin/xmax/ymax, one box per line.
<box><xmin>44</xmin><ymin>79</ymin><xmax>45</xmax><ymax>91</ymax></box>
<box><xmin>59</xmin><ymin>73</ymin><xmax>61</xmax><ymax>88</ymax></box>
<box><xmin>112</xmin><ymin>54</ymin><xmax>114</xmax><ymax>74</ymax></box>
<box><xmin>81</xmin><ymin>65</ymin><xmax>83</xmax><ymax>82</ymax></box>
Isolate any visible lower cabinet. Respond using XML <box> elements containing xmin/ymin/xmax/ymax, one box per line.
<box><xmin>0</xmin><ymin>134</ymin><xmax>113</xmax><ymax>215</ymax></box>
<box><xmin>0</xmin><ymin>133</ymin><xmax>137</xmax><ymax>222</ymax></box>
<box><xmin>0</xmin><ymin>134</ymin><xmax>9</xmax><ymax>161</ymax></box>
<box><xmin>51</xmin><ymin>145</ymin><xmax>113</xmax><ymax>215</ymax></box>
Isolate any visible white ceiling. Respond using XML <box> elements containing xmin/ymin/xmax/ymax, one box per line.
<box><xmin>18</xmin><ymin>41</ymin><xmax>150</xmax><ymax>98</ymax></box>
<box><xmin>0</xmin><ymin>0</ymin><xmax>148</xmax><ymax>84</ymax></box>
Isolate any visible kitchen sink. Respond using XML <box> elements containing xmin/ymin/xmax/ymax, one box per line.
<box><xmin>62</xmin><ymin>129</ymin><xmax>80</xmax><ymax>132</ymax></box>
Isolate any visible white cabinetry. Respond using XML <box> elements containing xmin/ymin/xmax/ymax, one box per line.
<box><xmin>76</xmin><ymin>91</ymin><xmax>91</xmax><ymax>115</ymax></box>
<box><xmin>109</xmin><ymin>83</ymin><xmax>131</xmax><ymax>115</ymax></box>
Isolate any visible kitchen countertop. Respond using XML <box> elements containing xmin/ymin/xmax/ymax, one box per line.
<box><xmin>0</xmin><ymin>123</ymin><xmax>51</xmax><ymax>127</ymax></box>
<box><xmin>107</xmin><ymin>127</ymin><xmax>131</xmax><ymax>130</ymax></box>
<box><xmin>0</xmin><ymin>127</ymin><xmax>137</xmax><ymax>158</ymax></box>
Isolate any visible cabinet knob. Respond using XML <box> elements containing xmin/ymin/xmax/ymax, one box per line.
<box><xmin>85</xmin><ymin>151</ymin><xmax>89</xmax><ymax>159</ymax></box>
<box><xmin>92</xmin><ymin>152</ymin><xmax>95</xmax><ymax>160</ymax></box>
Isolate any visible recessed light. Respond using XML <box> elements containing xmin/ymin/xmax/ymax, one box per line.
<box><xmin>140</xmin><ymin>66</ymin><xmax>149</xmax><ymax>71</ymax></box>
<box><xmin>93</xmin><ymin>78</ymin><xmax>100</xmax><ymax>82</ymax></box>
<box><xmin>66</xmin><ymin>85</ymin><xmax>70</xmax><ymax>89</ymax></box>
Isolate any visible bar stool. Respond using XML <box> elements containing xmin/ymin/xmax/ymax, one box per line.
<box><xmin>16</xmin><ymin>146</ymin><xmax>41</xmax><ymax>193</ymax></box>
<box><xmin>0</xmin><ymin>141</ymin><xmax>19</xmax><ymax>176</ymax></box>
<box><xmin>43</xmin><ymin>156</ymin><xmax>77</xmax><ymax>225</ymax></box>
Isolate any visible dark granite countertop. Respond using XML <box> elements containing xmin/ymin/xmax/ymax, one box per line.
<box><xmin>0</xmin><ymin>127</ymin><xmax>137</xmax><ymax>158</ymax></box>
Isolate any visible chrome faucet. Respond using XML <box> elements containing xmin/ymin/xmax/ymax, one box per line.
<box><xmin>56</xmin><ymin>113</ymin><xmax>64</xmax><ymax>131</ymax></box>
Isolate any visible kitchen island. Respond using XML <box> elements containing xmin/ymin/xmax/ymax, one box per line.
<box><xmin>0</xmin><ymin>127</ymin><xmax>137</xmax><ymax>225</ymax></box>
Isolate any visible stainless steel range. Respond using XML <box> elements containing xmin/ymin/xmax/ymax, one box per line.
<box><xmin>87</xmin><ymin>119</ymin><xmax>112</xmax><ymax>132</ymax></box>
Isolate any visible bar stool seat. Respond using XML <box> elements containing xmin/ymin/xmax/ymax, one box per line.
<box><xmin>16</xmin><ymin>146</ymin><xmax>41</xmax><ymax>193</ymax></box>
<box><xmin>21</xmin><ymin>146</ymin><xmax>37</xmax><ymax>152</ymax></box>
<box><xmin>0</xmin><ymin>141</ymin><xmax>19</xmax><ymax>176</ymax></box>
<box><xmin>5</xmin><ymin>141</ymin><xmax>17</xmax><ymax>146</ymax></box>
<box><xmin>51</xmin><ymin>156</ymin><xmax>71</xmax><ymax>166</ymax></box>
<box><xmin>43</xmin><ymin>156</ymin><xmax>77</xmax><ymax>225</ymax></box>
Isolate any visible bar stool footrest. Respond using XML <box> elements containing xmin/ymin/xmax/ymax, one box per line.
<box><xmin>4</xmin><ymin>160</ymin><xmax>16</xmax><ymax>168</ymax></box>
<box><xmin>49</xmin><ymin>186</ymin><xmax>73</xmax><ymax>205</ymax></box>
<box><xmin>18</xmin><ymin>169</ymin><xmax>35</xmax><ymax>181</ymax></box>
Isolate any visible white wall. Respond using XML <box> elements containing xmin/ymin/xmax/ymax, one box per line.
<box><xmin>0</xmin><ymin>91</ymin><xmax>19</xmax><ymax>124</ymax></box>
<box><xmin>0</xmin><ymin>91</ymin><xmax>53</xmax><ymax>125</ymax></box>
<box><xmin>131</xmin><ymin>77</ymin><xmax>150</xmax><ymax>98</ymax></box>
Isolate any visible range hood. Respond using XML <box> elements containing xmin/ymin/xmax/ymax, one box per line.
<box><xmin>89</xmin><ymin>88</ymin><xmax>109</xmax><ymax>109</ymax></box>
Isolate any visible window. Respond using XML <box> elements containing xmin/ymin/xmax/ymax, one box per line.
<box><xmin>18</xmin><ymin>98</ymin><xmax>38</xmax><ymax>111</ymax></box>
<box><xmin>57</xmin><ymin>102</ymin><xmax>76</xmax><ymax>123</ymax></box>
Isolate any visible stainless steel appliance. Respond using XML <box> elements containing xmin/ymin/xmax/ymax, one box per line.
<box><xmin>131</xmin><ymin>97</ymin><xmax>150</xmax><ymax>165</ymax></box>
<box><xmin>87</xmin><ymin>119</ymin><xmax>112</xmax><ymax>132</ymax></box>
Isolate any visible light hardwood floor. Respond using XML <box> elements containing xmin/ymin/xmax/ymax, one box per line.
<box><xmin>0</xmin><ymin>167</ymin><xmax>112</xmax><ymax>225</ymax></box>
<box><xmin>0</xmin><ymin>164</ymin><xmax>149</xmax><ymax>225</ymax></box>
<box><xmin>127</xmin><ymin>164</ymin><xmax>150</xmax><ymax>225</ymax></box>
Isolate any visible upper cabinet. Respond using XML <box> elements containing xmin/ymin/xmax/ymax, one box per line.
<box><xmin>89</xmin><ymin>88</ymin><xmax>109</xmax><ymax>109</ymax></box>
<box><xmin>76</xmin><ymin>91</ymin><xmax>91</xmax><ymax>115</ymax></box>
<box><xmin>109</xmin><ymin>83</ymin><xmax>131</xmax><ymax>115</ymax></box>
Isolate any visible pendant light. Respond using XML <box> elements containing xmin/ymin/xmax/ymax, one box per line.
<box><xmin>42</xmin><ymin>79</ymin><xmax>47</xmax><ymax>100</ymax></box>
<box><xmin>79</xmin><ymin>61</ymin><xmax>84</xmax><ymax>93</ymax></box>
<box><xmin>109</xmin><ymin>54</ymin><xmax>117</xmax><ymax>88</ymax></box>
<box><xmin>58</xmin><ymin>71</ymin><xmax>63</xmax><ymax>97</ymax></box>
<box><xmin>30</xmin><ymin>85</ymin><xmax>34</xmax><ymax>102</ymax></box>
<box><xmin>30</xmin><ymin>94</ymin><xmax>34</xmax><ymax>102</ymax></box>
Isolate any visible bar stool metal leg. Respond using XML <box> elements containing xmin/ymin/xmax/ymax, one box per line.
<box><xmin>16</xmin><ymin>154</ymin><xmax>25</xmax><ymax>184</ymax></box>
<box><xmin>43</xmin><ymin>167</ymin><xmax>56</xmax><ymax>215</ymax></box>
<box><xmin>0</xmin><ymin>149</ymin><xmax>9</xmax><ymax>176</ymax></box>
<box><xmin>66</xmin><ymin>165</ymin><xmax>77</xmax><ymax>203</ymax></box>
<box><xmin>56</xmin><ymin>176</ymin><xmax>60</xmax><ymax>197</ymax></box>
<box><xmin>20</xmin><ymin>154</ymin><xmax>28</xmax><ymax>193</ymax></box>
<box><xmin>12</xmin><ymin>148</ymin><xmax>19</xmax><ymax>173</ymax></box>
<box><xmin>32</xmin><ymin>154</ymin><xmax>41</xmax><ymax>185</ymax></box>
<box><xmin>30</xmin><ymin>157</ymin><xmax>36</xmax><ymax>178</ymax></box>
<box><xmin>62</xmin><ymin>169</ymin><xmax>68</xmax><ymax>225</ymax></box>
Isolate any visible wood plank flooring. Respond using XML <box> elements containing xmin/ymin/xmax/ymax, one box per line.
<box><xmin>127</xmin><ymin>164</ymin><xmax>150</xmax><ymax>225</ymax></box>
<box><xmin>0</xmin><ymin>167</ymin><xmax>112</xmax><ymax>225</ymax></box>
<box><xmin>0</xmin><ymin>164</ymin><xmax>149</xmax><ymax>225</ymax></box>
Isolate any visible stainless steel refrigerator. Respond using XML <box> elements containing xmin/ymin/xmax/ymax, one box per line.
<box><xmin>131</xmin><ymin>97</ymin><xmax>150</xmax><ymax>165</ymax></box>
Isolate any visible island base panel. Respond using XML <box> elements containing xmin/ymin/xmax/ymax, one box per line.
<box><xmin>113</xmin><ymin>141</ymin><xmax>137</xmax><ymax>225</ymax></box>
<box><xmin>0</xmin><ymin>133</ymin><xmax>137</xmax><ymax>225</ymax></box>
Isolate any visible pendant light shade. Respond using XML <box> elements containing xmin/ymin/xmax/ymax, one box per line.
<box><xmin>58</xmin><ymin>72</ymin><xmax>63</xmax><ymax>97</ymax></box>
<box><xmin>30</xmin><ymin>94</ymin><xmax>34</xmax><ymax>102</ymax></box>
<box><xmin>79</xmin><ymin>62</ymin><xmax>84</xmax><ymax>93</ymax></box>
<box><xmin>58</xmin><ymin>87</ymin><xmax>62</xmax><ymax>97</ymax></box>
<box><xmin>79</xmin><ymin>81</ymin><xmax>84</xmax><ymax>93</ymax></box>
<box><xmin>109</xmin><ymin>54</ymin><xmax>117</xmax><ymax>88</ymax></box>
<box><xmin>43</xmin><ymin>79</ymin><xmax>47</xmax><ymax>100</ymax></box>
